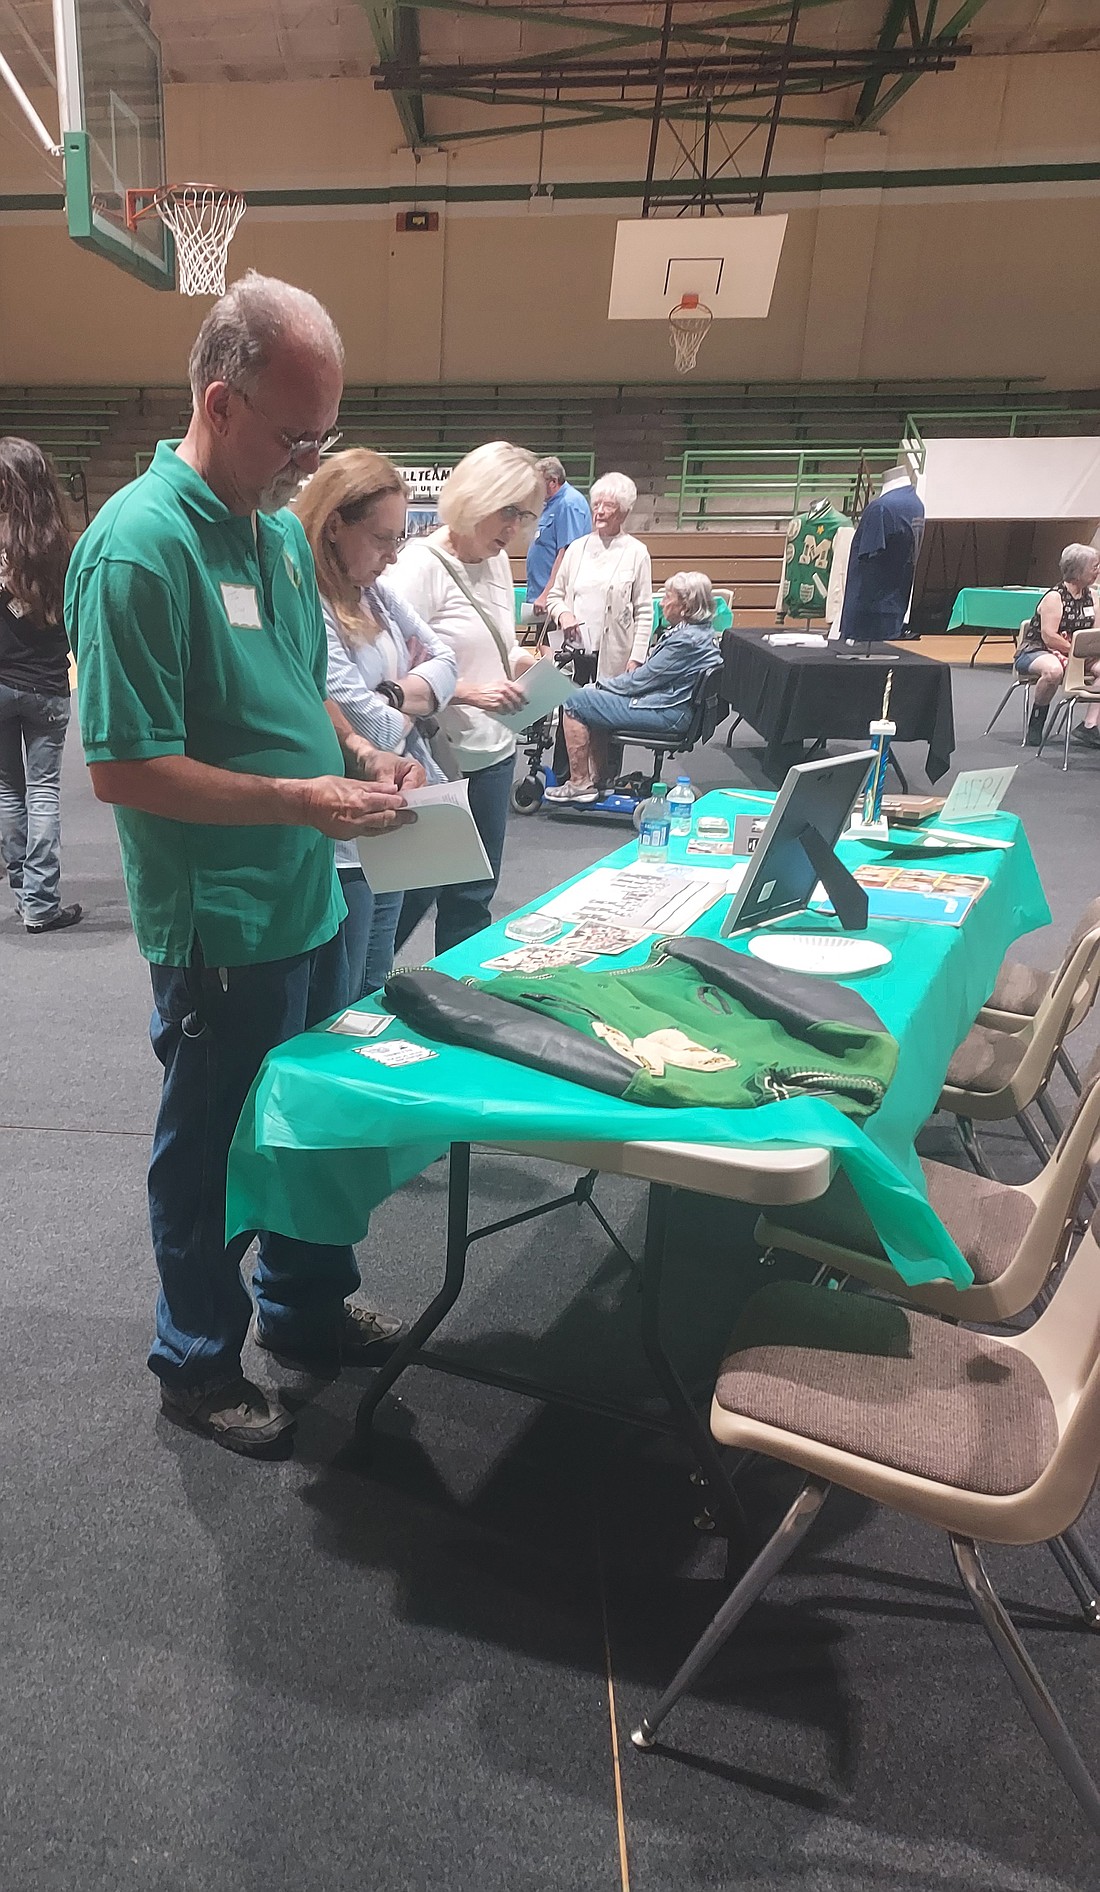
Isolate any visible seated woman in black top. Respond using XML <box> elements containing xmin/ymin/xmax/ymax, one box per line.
<box><xmin>0</xmin><ymin>438</ymin><xmax>81</xmax><ymax>930</ymax></box>
<box><xmin>1015</xmin><ymin>542</ymin><xmax>1100</xmax><ymax>747</ymax></box>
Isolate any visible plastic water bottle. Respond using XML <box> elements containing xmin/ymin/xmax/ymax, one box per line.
<box><xmin>638</xmin><ymin>782</ymin><xmax>671</xmax><ymax>862</ymax></box>
<box><xmin>669</xmin><ymin>774</ymin><xmax>696</xmax><ymax>838</ymax></box>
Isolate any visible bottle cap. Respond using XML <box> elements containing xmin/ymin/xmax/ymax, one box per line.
<box><xmin>652</xmin><ymin>782</ymin><xmax>666</xmax><ymax>794</ymax></box>
<box><xmin>676</xmin><ymin>775</ymin><xmax>690</xmax><ymax>784</ymax></box>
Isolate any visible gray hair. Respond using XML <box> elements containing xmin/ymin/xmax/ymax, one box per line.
<box><xmin>1060</xmin><ymin>543</ymin><xmax>1100</xmax><ymax>585</ymax></box>
<box><xmin>664</xmin><ymin>570</ymin><xmax>715</xmax><ymax>623</ymax></box>
<box><xmin>188</xmin><ymin>270</ymin><xmax>344</xmax><ymax>403</ymax></box>
<box><xmin>536</xmin><ymin>455</ymin><xmax>566</xmax><ymax>485</ymax></box>
<box><xmin>590</xmin><ymin>471</ymin><xmax>637</xmax><ymax>516</ymax></box>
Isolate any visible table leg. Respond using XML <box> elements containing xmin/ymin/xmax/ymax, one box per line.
<box><xmin>763</xmin><ymin>739</ymin><xmax>806</xmax><ymax>785</ymax></box>
<box><xmin>354</xmin><ymin>1141</ymin><xmax>474</xmax><ymax>1445</ymax></box>
<box><xmin>636</xmin><ymin>1182</ymin><xmax>750</xmax><ymax>1549</ymax></box>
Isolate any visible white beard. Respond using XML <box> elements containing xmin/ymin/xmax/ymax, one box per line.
<box><xmin>257</xmin><ymin>467</ymin><xmax>306</xmax><ymax>513</ymax></box>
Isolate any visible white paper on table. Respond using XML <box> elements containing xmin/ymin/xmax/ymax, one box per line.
<box><xmin>939</xmin><ymin>765</ymin><xmax>1017</xmax><ymax>823</ymax></box>
<box><xmin>540</xmin><ymin>865</ymin><xmax>741</xmax><ymax>936</ymax></box>
<box><xmin>493</xmin><ymin>656</ymin><xmax>577</xmax><ymax>733</ymax></box>
<box><xmin>764</xmin><ymin>633</ymin><xmax>828</xmax><ymax>648</ymax></box>
<box><xmin>354</xmin><ymin>779</ymin><xmax>491</xmax><ymax>894</ymax></box>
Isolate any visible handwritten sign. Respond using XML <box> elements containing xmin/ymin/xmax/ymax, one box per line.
<box><xmin>939</xmin><ymin>765</ymin><xmax>1017</xmax><ymax>823</ymax></box>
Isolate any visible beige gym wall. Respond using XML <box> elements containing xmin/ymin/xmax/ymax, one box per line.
<box><xmin>0</xmin><ymin>52</ymin><xmax>1097</xmax><ymax>387</ymax></box>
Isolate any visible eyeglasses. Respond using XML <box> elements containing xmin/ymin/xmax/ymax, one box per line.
<box><xmin>499</xmin><ymin>505</ymin><xmax>537</xmax><ymax>526</ymax></box>
<box><xmin>366</xmin><ymin>529</ymin><xmax>406</xmax><ymax>553</ymax></box>
<box><xmin>235</xmin><ymin>387</ymin><xmax>342</xmax><ymax>459</ymax></box>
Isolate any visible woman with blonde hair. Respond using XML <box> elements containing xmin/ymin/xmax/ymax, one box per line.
<box><xmin>294</xmin><ymin>449</ymin><xmax>457</xmax><ymax>995</ymax></box>
<box><xmin>388</xmin><ymin>439</ymin><xmax>542</xmax><ymax>954</ymax></box>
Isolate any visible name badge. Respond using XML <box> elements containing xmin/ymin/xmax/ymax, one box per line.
<box><xmin>221</xmin><ymin>583</ymin><xmax>262</xmax><ymax>629</ymax></box>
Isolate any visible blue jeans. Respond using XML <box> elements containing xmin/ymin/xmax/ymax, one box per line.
<box><xmin>0</xmin><ymin>681</ymin><xmax>71</xmax><ymax>924</ymax></box>
<box><xmin>564</xmin><ymin>685</ymin><xmax>690</xmax><ymax>740</ymax></box>
<box><xmin>147</xmin><ymin>940</ymin><xmax>360</xmax><ymax>1387</ymax></box>
<box><xmin>334</xmin><ymin>868</ymin><xmax>404</xmax><ymax>998</ymax></box>
<box><xmin>395</xmin><ymin>750</ymin><xmax>514</xmax><ymax>957</ymax></box>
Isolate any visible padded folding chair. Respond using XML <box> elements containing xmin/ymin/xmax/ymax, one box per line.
<box><xmin>631</xmin><ymin>1212</ymin><xmax>1100</xmax><ymax>1837</ymax></box>
<box><xmin>1036</xmin><ymin>628</ymin><xmax>1100</xmax><ymax>769</ymax></box>
<box><xmin>939</xmin><ymin>923</ymin><xmax>1100</xmax><ymax>1175</ymax></box>
<box><xmin>984</xmin><ymin>621</ymin><xmax>1035</xmax><ymax>740</ymax></box>
<box><xmin>756</xmin><ymin>1048</ymin><xmax>1100</xmax><ymax>1326</ymax></box>
<box><xmin>979</xmin><ymin>895</ymin><xmax>1100</xmax><ymax>1096</ymax></box>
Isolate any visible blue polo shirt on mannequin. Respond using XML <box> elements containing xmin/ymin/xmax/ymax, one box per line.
<box><xmin>526</xmin><ymin>481</ymin><xmax>592</xmax><ymax>602</ymax></box>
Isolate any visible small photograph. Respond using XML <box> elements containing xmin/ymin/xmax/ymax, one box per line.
<box><xmin>405</xmin><ymin>504</ymin><xmax>440</xmax><ymax>538</ymax></box>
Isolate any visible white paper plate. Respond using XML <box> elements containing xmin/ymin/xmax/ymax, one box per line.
<box><xmin>747</xmin><ymin>933</ymin><xmax>892</xmax><ymax>976</ymax></box>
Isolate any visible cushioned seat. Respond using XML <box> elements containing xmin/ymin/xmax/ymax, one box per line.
<box><xmin>770</xmin><ymin>1159</ymin><xmax>1035</xmax><ymax>1285</ymax></box>
<box><xmin>715</xmin><ymin>1281</ymin><xmax>1057</xmax><ymax>1496</ymax></box>
<box><xmin>945</xmin><ymin>1021</ymin><xmax>1027</xmax><ymax>1094</ymax></box>
<box><xmin>985</xmin><ymin>960</ymin><xmax>1055</xmax><ymax>1018</ymax></box>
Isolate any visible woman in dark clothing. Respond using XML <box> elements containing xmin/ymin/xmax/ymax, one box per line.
<box><xmin>0</xmin><ymin>438</ymin><xmax>81</xmax><ymax>931</ymax></box>
<box><xmin>1015</xmin><ymin>542</ymin><xmax>1100</xmax><ymax>748</ymax></box>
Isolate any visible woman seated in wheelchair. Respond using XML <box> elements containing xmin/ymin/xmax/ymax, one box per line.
<box><xmin>544</xmin><ymin>571</ymin><xmax>723</xmax><ymax>805</ymax></box>
<box><xmin>1016</xmin><ymin>542</ymin><xmax>1100</xmax><ymax>748</ymax></box>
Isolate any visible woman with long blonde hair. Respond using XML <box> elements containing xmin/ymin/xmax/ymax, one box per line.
<box><xmin>294</xmin><ymin>449</ymin><xmax>457</xmax><ymax>995</ymax></box>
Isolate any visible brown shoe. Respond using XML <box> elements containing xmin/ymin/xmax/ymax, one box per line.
<box><xmin>253</xmin><ymin>1302</ymin><xmax>404</xmax><ymax>1373</ymax></box>
<box><xmin>160</xmin><ymin>1375</ymin><xmax>295</xmax><ymax>1456</ymax></box>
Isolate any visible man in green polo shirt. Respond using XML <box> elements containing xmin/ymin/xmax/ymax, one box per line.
<box><xmin>67</xmin><ymin>272</ymin><xmax>421</xmax><ymax>1457</ymax></box>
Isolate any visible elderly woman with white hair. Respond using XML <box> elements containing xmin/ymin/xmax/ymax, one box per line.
<box><xmin>545</xmin><ymin>571</ymin><xmax>722</xmax><ymax>804</ymax></box>
<box><xmin>544</xmin><ymin>471</ymin><xmax>653</xmax><ymax>682</ymax></box>
<box><xmin>1016</xmin><ymin>542</ymin><xmax>1100</xmax><ymax>747</ymax></box>
<box><xmin>388</xmin><ymin>439</ymin><xmax>542</xmax><ymax>951</ymax></box>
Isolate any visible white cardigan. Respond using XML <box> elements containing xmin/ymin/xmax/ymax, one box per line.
<box><xmin>546</xmin><ymin>531</ymin><xmax>653</xmax><ymax>679</ymax></box>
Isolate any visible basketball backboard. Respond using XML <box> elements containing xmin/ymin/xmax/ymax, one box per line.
<box><xmin>608</xmin><ymin>216</ymin><xmax>787</xmax><ymax>321</ymax></box>
<box><xmin>54</xmin><ymin>0</ymin><xmax>174</xmax><ymax>289</ymax></box>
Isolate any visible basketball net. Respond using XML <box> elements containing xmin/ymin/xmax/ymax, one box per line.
<box><xmin>668</xmin><ymin>293</ymin><xmax>713</xmax><ymax>376</ymax></box>
<box><xmin>151</xmin><ymin>185</ymin><xmax>247</xmax><ymax>297</ymax></box>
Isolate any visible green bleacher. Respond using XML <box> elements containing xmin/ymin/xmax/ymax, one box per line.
<box><xmin>0</xmin><ymin>388</ymin><xmax>124</xmax><ymax>482</ymax></box>
<box><xmin>4</xmin><ymin>380</ymin><xmax>1096</xmax><ymax>523</ymax></box>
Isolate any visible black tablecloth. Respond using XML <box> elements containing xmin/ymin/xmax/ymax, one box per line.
<box><xmin>720</xmin><ymin>630</ymin><xmax>955</xmax><ymax>783</ymax></box>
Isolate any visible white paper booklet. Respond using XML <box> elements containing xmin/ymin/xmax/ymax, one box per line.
<box><xmin>354</xmin><ymin>779</ymin><xmax>491</xmax><ymax>894</ymax></box>
<box><xmin>493</xmin><ymin>656</ymin><xmax>577</xmax><ymax>733</ymax></box>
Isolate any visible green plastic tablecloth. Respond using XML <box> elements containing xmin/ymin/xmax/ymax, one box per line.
<box><xmin>946</xmin><ymin>588</ymin><xmax>1044</xmax><ymax>633</ymax></box>
<box><xmin>226</xmin><ymin>792</ymin><xmax>1050</xmax><ymax>1290</ymax></box>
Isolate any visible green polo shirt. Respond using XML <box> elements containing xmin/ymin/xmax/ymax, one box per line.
<box><xmin>66</xmin><ymin>440</ymin><xmax>346</xmax><ymax>967</ymax></box>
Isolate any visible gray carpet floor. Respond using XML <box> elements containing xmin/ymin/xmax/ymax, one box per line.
<box><xmin>2</xmin><ymin>656</ymin><xmax>1098</xmax><ymax>1890</ymax></box>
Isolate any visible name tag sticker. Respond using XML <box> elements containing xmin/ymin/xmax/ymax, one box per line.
<box><xmin>221</xmin><ymin>583</ymin><xmax>262</xmax><ymax>629</ymax></box>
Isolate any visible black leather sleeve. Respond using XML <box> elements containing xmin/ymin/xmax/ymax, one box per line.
<box><xmin>383</xmin><ymin>970</ymin><xmax>637</xmax><ymax>1098</ymax></box>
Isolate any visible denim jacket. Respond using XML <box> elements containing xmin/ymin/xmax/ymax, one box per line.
<box><xmin>595</xmin><ymin>619</ymin><xmax>721</xmax><ymax>715</ymax></box>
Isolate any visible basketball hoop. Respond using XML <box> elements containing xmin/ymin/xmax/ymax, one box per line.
<box><xmin>126</xmin><ymin>184</ymin><xmax>247</xmax><ymax>296</ymax></box>
<box><xmin>668</xmin><ymin>293</ymin><xmax>713</xmax><ymax>376</ymax></box>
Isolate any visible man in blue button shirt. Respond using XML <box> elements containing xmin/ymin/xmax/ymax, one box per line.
<box><xmin>526</xmin><ymin>456</ymin><xmax>592</xmax><ymax>612</ymax></box>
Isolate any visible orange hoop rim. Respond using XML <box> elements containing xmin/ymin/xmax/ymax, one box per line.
<box><xmin>125</xmin><ymin>183</ymin><xmax>247</xmax><ymax>230</ymax></box>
